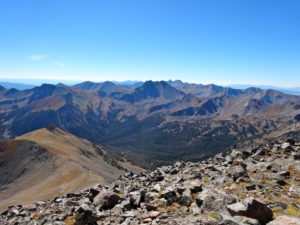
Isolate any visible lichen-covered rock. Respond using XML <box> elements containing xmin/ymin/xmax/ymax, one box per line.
<box><xmin>226</xmin><ymin>198</ymin><xmax>273</xmax><ymax>225</ymax></box>
<box><xmin>197</xmin><ymin>188</ymin><xmax>236</xmax><ymax>213</ymax></box>
<box><xmin>93</xmin><ymin>189</ymin><xmax>122</xmax><ymax>210</ymax></box>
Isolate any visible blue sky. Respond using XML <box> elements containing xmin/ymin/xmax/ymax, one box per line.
<box><xmin>0</xmin><ymin>0</ymin><xmax>299</xmax><ymax>87</ymax></box>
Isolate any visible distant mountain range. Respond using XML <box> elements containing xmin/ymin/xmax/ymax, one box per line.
<box><xmin>0</xmin><ymin>80</ymin><xmax>300</xmax><ymax>168</ymax></box>
<box><xmin>0</xmin><ymin>82</ymin><xmax>36</xmax><ymax>90</ymax></box>
<box><xmin>227</xmin><ymin>84</ymin><xmax>300</xmax><ymax>95</ymax></box>
<box><xmin>1</xmin><ymin>79</ymin><xmax>300</xmax><ymax>95</ymax></box>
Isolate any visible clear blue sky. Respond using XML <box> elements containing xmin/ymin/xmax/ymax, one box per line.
<box><xmin>0</xmin><ymin>0</ymin><xmax>299</xmax><ymax>87</ymax></box>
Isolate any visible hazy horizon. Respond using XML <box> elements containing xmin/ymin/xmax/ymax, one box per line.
<box><xmin>0</xmin><ymin>1</ymin><xmax>299</xmax><ymax>87</ymax></box>
<box><xmin>1</xmin><ymin>78</ymin><xmax>300</xmax><ymax>90</ymax></box>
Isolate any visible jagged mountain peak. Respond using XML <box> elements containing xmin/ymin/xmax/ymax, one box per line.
<box><xmin>167</xmin><ymin>79</ymin><xmax>184</xmax><ymax>85</ymax></box>
<box><xmin>142</xmin><ymin>80</ymin><xmax>169</xmax><ymax>87</ymax></box>
<box><xmin>136</xmin><ymin>80</ymin><xmax>185</xmax><ymax>99</ymax></box>
<box><xmin>244</xmin><ymin>87</ymin><xmax>262</xmax><ymax>93</ymax></box>
<box><xmin>28</xmin><ymin>84</ymin><xmax>58</xmax><ymax>102</ymax></box>
<box><xmin>32</xmin><ymin>83</ymin><xmax>57</xmax><ymax>92</ymax></box>
<box><xmin>3</xmin><ymin>88</ymin><xmax>20</xmax><ymax>97</ymax></box>
<box><xmin>118</xmin><ymin>80</ymin><xmax>185</xmax><ymax>103</ymax></box>
<box><xmin>73</xmin><ymin>81</ymin><xmax>102</xmax><ymax>91</ymax></box>
<box><xmin>206</xmin><ymin>83</ymin><xmax>223</xmax><ymax>89</ymax></box>
<box><xmin>28</xmin><ymin>83</ymin><xmax>77</xmax><ymax>103</ymax></box>
<box><xmin>56</xmin><ymin>83</ymin><xmax>69</xmax><ymax>88</ymax></box>
<box><xmin>102</xmin><ymin>81</ymin><xmax>115</xmax><ymax>86</ymax></box>
<box><xmin>99</xmin><ymin>81</ymin><xmax>116</xmax><ymax>92</ymax></box>
<box><xmin>40</xmin><ymin>83</ymin><xmax>57</xmax><ymax>89</ymax></box>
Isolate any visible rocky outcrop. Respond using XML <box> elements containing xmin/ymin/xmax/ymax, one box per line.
<box><xmin>1</xmin><ymin>138</ymin><xmax>300</xmax><ymax>224</ymax></box>
<box><xmin>226</xmin><ymin>198</ymin><xmax>273</xmax><ymax>224</ymax></box>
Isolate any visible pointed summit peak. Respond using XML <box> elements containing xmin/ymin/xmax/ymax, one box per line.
<box><xmin>167</xmin><ymin>80</ymin><xmax>184</xmax><ymax>85</ymax></box>
<box><xmin>101</xmin><ymin>81</ymin><xmax>116</xmax><ymax>90</ymax></box>
<box><xmin>142</xmin><ymin>80</ymin><xmax>173</xmax><ymax>88</ymax></box>
<box><xmin>119</xmin><ymin>80</ymin><xmax>185</xmax><ymax>103</ymax></box>
<box><xmin>73</xmin><ymin>81</ymin><xmax>102</xmax><ymax>91</ymax></box>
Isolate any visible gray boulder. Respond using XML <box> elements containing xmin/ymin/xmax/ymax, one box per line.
<box><xmin>196</xmin><ymin>188</ymin><xmax>236</xmax><ymax>213</ymax></box>
<box><xmin>226</xmin><ymin>198</ymin><xmax>273</xmax><ymax>225</ymax></box>
<box><xmin>93</xmin><ymin>189</ymin><xmax>122</xmax><ymax>210</ymax></box>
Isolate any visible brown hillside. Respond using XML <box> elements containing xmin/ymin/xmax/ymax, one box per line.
<box><xmin>0</xmin><ymin>128</ymin><xmax>132</xmax><ymax>211</ymax></box>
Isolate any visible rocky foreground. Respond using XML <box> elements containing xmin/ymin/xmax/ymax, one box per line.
<box><xmin>1</xmin><ymin>138</ymin><xmax>300</xmax><ymax>225</ymax></box>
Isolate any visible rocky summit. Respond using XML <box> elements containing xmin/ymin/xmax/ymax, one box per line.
<box><xmin>1</xmin><ymin>138</ymin><xmax>300</xmax><ymax>225</ymax></box>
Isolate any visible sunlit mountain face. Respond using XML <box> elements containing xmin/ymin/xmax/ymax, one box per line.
<box><xmin>0</xmin><ymin>80</ymin><xmax>300</xmax><ymax>168</ymax></box>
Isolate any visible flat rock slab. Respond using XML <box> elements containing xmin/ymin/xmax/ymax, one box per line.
<box><xmin>267</xmin><ymin>216</ymin><xmax>300</xmax><ymax>225</ymax></box>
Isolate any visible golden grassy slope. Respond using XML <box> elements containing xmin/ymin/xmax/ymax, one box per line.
<box><xmin>0</xmin><ymin>128</ymin><xmax>127</xmax><ymax>211</ymax></box>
